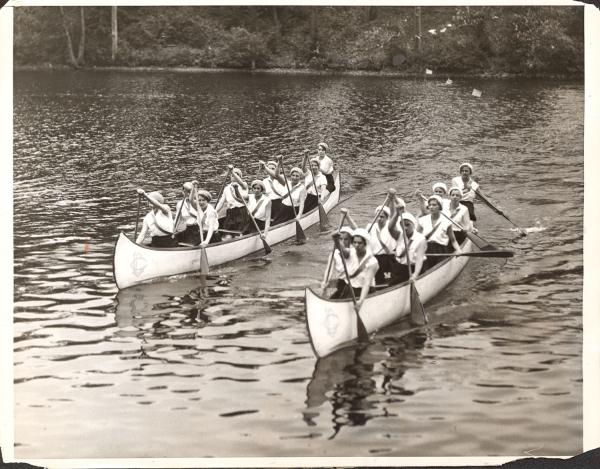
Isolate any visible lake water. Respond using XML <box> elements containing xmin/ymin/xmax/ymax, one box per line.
<box><xmin>12</xmin><ymin>70</ymin><xmax>583</xmax><ymax>459</ymax></box>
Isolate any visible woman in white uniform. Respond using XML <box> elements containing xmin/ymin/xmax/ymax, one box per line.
<box><xmin>135</xmin><ymin>189</ymin><xmax>176</xmax><ymax>247</ymax></box>
<box><xmin>451</xmin><ymin>162</ymin><xmax>480</xmax><ymax>221</ymax></box>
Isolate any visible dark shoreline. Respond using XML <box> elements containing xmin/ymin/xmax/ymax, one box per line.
<box><xmin>13</xmin><ymin>64</ymin><xmax>584</xmax><ymax>81</ymax></box>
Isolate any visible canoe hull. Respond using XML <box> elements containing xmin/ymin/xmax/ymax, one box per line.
<box><xmin>305</xmin><ymin>239</ymin><xmax>474</xmax><ymax>358</ymax></box>
<box><xmin>113</xmin><ymin>173</ymin><xmax>340</xmax><ymax>289</ymax></box>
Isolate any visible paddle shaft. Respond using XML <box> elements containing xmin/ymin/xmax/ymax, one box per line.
<box><xmin>367</xmin><ymin>193</ymin><xmax>390</xmax><ymax>234</ymax></box>
<box><xmin>321</xmin><ymin>211</ymin><xmax>348</xmax><ymax>292</ymax></box>
<box><xmin>475</xmin><ymin>189</ymin><xmax>525</xmax><ymax>233</ymax></box>
<box><xmin>279</xmin><ymin>161</ymin><xmax>306</xmax><ymax>241</ymax></box>
<box><xmin>171</xmin><ymin>195</ymin><xmax>186</xmax><ymax>239</ymax></box>
<box><xmin>332</xmin><ymin>235</ymin><xmax>368</xmax><ymax>341</ymax></box>
<box><xmin>235</xmin><ymin>186</ymin><xmax>272</xmax><ymax>254</ymax></box>
<box><xmin>216</xmin><ymin>167</ymin><xmax>233</xmax><ymax>207</ymax></box>
<box><xmin>193</xmin><ymin>189</ymin><xmax>209</xmax><ymax>275</ymax></box>
<box><xmin>134</xmin><ymin>193</ymin><xmax>141</xmax><ymax>241</ymax></box>
<box><xmin>427</xmin><ymin>250</ymin><xmax>514</xmax><ymax>258</ymax></box>
<box><xmin>400</xmin><ymin>215</ymin><xmax>427</xmax><ymax>325</ymax></box>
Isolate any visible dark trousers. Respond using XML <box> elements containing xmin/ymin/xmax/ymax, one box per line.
<box><xmin>324</xmin><ymin>173</ymin><xmax>336</xmax><ymax>193</ymax></box>
<box><xmin>460</xmin><ymin>200</ymin><xmax>476</xmax><ymax>221</ymax></box>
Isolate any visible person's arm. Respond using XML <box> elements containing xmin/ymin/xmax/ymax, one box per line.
<box><xmin>301</xmin><ymin>150</ymin><xmax>310</xmax><ymax>172</ymax></box>
<box><xmin>412</xmin><ymin>239</ymin><xmax>427</xmax><ymax>280</ymax></box>
<box><xmin>388</xmin><ymin>190</ymin><xmax>401</xmax><ymax>239</ymax></box>
<box><xmin>137</xmin><ymin>188</ymin><xmax>169</xmax><ymax>216</ymax></box>
<box><xmin>447</xmin><ymin>226</ymin><xmax>461</xmax><ymax>253</ymax></box>
<box><xmin>231</xmin><ymin>170</ymin><xmax>248</xmax><ymax>191</ymax></box>
<box><xmin>215</xmin><ymin>187</ymin><xmax>226</xmax><ymax>212</ymax></box>
<box><xmin>136</xmin><ymin>217</ymin><xmax>149</xmax><ymax>244</ymax></box>
<box><xmin>296</xmin><ymin>187</ymin><xmax>306</xmax><ymax>219</ymax></box>
<box><xmin>263</xmin><ymin>200</ymin><xmax>272</xmax><ymax>237</ymax></box>
<box><xmin>345</xmin><ymin>213</ymin><xmax>358</xmax><ymax>230</ymax></box>
<box><xmin>202</xmin><ymin>212</ymin><xmax>216</xmax><ymax>246</ymax></box>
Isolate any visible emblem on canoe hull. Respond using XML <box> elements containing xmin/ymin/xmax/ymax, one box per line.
<box><xmin>324</xmin><ymin>309</ymin><xmax>339</xmax><ymax>337</ymax></box>
<box><xmin>130</xmin><ymin>252</ymin><xmax>148</xmax><ymax>277</ymax></box>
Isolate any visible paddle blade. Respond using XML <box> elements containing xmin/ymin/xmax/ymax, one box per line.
<box><xmin>473</xmin><ymin>249</ymin><xmax>514</xmax><ymax>258</ymax></box>
<box><xmin>410</xmin><ymin>282</ymin><xmax>428</xmax><ymax>326</ymax></box>
<box><xmin>261</xmin><ymin>237</ymin><xmax>272</xmax><ymax>255</ymax></box>
<box><xmin>465</xmin><ymin>231</ymin><xmax>496</xmax><ymax>251</ymax></box>
<box><xmin>318</xmin><ymin>204</ymin><xmax>330</xmax><ymax>231</ymax></box>
<box><xmin>200</xmin><ymin>247</ymin><xmax>209</xmax><ymax>275</ymax></box>
<box><xmin>295</xmin><ymin>221</ymin><xmax>307</xmax><ymax>244</ymax></box>
<box><xmin>354</xmin><ymin>306</ymin><xmax>369</xmax><ymax>342</ymax></box>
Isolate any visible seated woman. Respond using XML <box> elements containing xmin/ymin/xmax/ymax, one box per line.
<box><xmin>415</xmin><ymin>182</ymin><xmax>450</xmax><ymax>216</ymax></box>
<box><xmin>260</xmin><ymin>157</ymin><xmax>286</xmax><ymax>222</ymax></box>
<box><xmin>366</xmin><ymin>205</ymin><xmax>397</xmax><ymax>286</ymax></box>
<box><xmin>315</xmin><ymin>142</ymin><xmax>336</xmax><ymax>193</ymax></box>
<box><xmin>273</xmin><ymin>167</ymin><xmax>307</xmax><ymax>225</ymax></box>
<box><xmin>451</xmin><ymin>162</ymin><xmax>480</xmax><ymax>221</ymax></box>
<box><xmin>418</xmin><ymin>194</ymin><xmax>461</xmax><ymax>271</ymax></box>
<box><xmin>326</xmin><ymin>226</ymin><xmax>357</xmax><ymax>299</ymax></box>
<box><xmin>195</xmin><ymin>188</ymin><xmax>221</xmax><ymax>245</ymax></box>
<box><xmin>447</xmin><ymin>186</ymin><xmax>474</xmax><ymax>245</ymax></box>
<box><xmin>135</xmin><ymin>189</ymin><xmax>176</xmax><ymax>247</ymax></box>
<box><xmin>174</xmin><ymin>181</ymin><xmax>200</xmax><ymax>245</ymax></box>
<box><xmin>331</xmin><ymin>228</ymin><xmax>379</xmax><ymax>310</ymax></box>
<box><xmin>243</xmin><ymin>180</ymin><xmax>272</xmax><ymax>237</ymax></box>
<box><xmin>302</xmin><ymin>153</ymin><xmax>328</xmax><ymax>213</ymax></box>
<box><xmin>215</xmin><ymin>166</ymin><xmax>250</xmax><ymax>237</ymax></box>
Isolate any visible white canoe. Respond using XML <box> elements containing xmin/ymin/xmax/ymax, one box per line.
<box><xmin>113</xmin><ymin>173</ymin><xmax>341</xmax><ymax>289</ymax></box>
<box><xmin>305</xmin><ymin>238</ymin><xmax>474</xmax><ymax>358</ymax></box>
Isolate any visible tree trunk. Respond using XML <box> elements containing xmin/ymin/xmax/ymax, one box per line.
<box><xmin>415</xmin><ymin>6</ymin><xmax>422</xmax><ymax>52</ymax></box>
<box><xmin>76</xmin><ymin>7</ymin><xmax>85</xmax><ymax>65</ymax></box>
<box><xmin>310</xmin><ymin>7</ymin><xmax>318</xmax><ymax>52</ymax></box>
<box><xmin>366</xmin><ymin>6</ymin><xmax>377</xmax><ymax>22</ymax></box>
<box><xmin>111</xmin><ymin>6</ymin><xmax>118</xmax><ymax>62</ymax></box>
<box><xmin>59</xmin><ymin>6</ymin><xmax>79</xmax><ymax>67</ymax></box>
<box><xmin>272</xmin><ymin>6</ymin><xmax>281</xmax><ymax>35</ymax></box>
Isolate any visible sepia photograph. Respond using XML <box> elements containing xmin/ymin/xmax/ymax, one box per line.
<box><xmin>3</xmin><ymin>1</ymin><xmax>598</xmax><ymax>466</ymax></box>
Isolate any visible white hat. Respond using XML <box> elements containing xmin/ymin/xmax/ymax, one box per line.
<box><xmin>318</xmin><ymin>142</ymin><xmax>329</xmax><ymax>151</ymax></box>
<box><xmin>183</xmin><ymin>182</ymin><xmax>193</xmax><ymax>191</ymax></box>
<box><xmin>427</xmin><ymin>194</ymin><xmax>444</xmax><ymax>207</ymax></box>
<box><xmin>448</xmin><ymin>186</ymin><xmax>462</xmax><ymax>197</ymax></box>
<box><xmin>400</xmin><ymin>212</ymin><xmax>418</xmax><ymax>226</ymax></box>
<box><xmin>352</xmin><ymin>228</ymin><xmax>371</xmax><ymax>243</ymax></box>
<box><xmin>459</xmin><ymin>162</ymin><xmax>474</xmax><ymax>174</ymax></box>
<box><xmin>148</xmin><ymin>191</ymin><xmax>164</xmax><ymax>205</ymax></box>
<box><xmin>251</xmin><ymin>180</ymin><xmax>265</xmax><ymax>191</ymax></box>
<box><xmin>375</xmin><ymin>205</ymin><xmax>391</xmax><ymax>217</ymax></box>
<box><xmin>266</xmin><ymin>160</ymin><xmax>277</xmax><ymax>169</ymax></box>
<box><xmin>339</xmin><ymin>226</ymin><xmax>354</xmax><ymax>236</ymax></box>
<box><xmin>432</xmin><ymin>182</ymin><xmax>448</xmax><ymax>194</ymax></box>
<box><xmin>395</xmin><ymin>197</ymin><xmax>406</xmax><ymax>208</ymax></box>
<box><xmin>290</xmin><ymin>167</ymin><xmax>303</xmax><ymax>176</ymax></box>
<box><xmin>196</xmin><ymin>189</ymin><xmax>212</xmax><ymax>202</ymax></box>
<box><xmin>232</xmin><ymin>168</ymin><xmax>243</xmax><ymax>178</ymax></box>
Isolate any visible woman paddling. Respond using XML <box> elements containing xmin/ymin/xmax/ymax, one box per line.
<box><xmin>195</xmin><ymin>188</ymin><xmax>221</xmax><ymax>245</ymax></box>
<box><xmin>273</xmin><ymin>166</ymin><xmax>307</xmax><ymax>224</ymax></box>
<box><xmin>366</xmin><ymin>205</ymin><xmax>397</xmax><ymax>286</ymax></box>
<box><xmin>135</xmin><ymin>189</ymin><xmax>176</xmax><ymax>247</ymax></box>
<box><xmin>315</xmin><ymin>142</ymin><xmax>336</xmax><ymax>193</ymax></box>
<box><xmin>260</xmin><ymin>158</ymin><xmax>286</xmax><ymax>223</ymax></box>
<box><xmin>418</xmin><ymin>194</ymin><xmax>461</xmax><ymax>270</ymax></box>
<box><xmin>215</xmin><ymin>167</ymin><xmax>250</xmax><ymax>236</ymax></box>
<box><xmin>451</xmin><ymin>162</ymin><xmax>479</xmax><ymax>221</ymax></box>
<box><xmin>335</xmin><ymin>228</ymin><xmax>379</xmax><ymax>310</ymax></box>
<box><xmin>388</xmin><ymin>201</ymin><xmax>427</xmax><ymax>285</ymax></box>
<box><xmin>327</xmin><ymin>226</ymin><xmax>357</xmax><ymax>298</ymax></box>
<box><xmin>302</xmin><ymin>154</ymin><xmax>328</xmax><ymax>213</ymax></box>
<box><xmin>447</xmin><ymin>186</ymin><xmax>474</xmax><ymax>245</ymax></box>
<box><xmin>243</xmin><ymin>180</ymin><xmax>272</xmax><ymax>236</ymax></box>
<box><xmin>174</xmin><ymin>182</ymin><xmax>200</xmax><ymax>245</ymax></box>
<box><xmin>415</xmin><ymin>182</ymin><xmax>450</xmax><ymax>216</ymax></box>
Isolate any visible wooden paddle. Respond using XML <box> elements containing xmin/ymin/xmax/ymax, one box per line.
<box><xmin>427</xmin><ymin>250</ymin><xmax>514</xmax><ymax>258</ymax></box>
<box><xmin>134</xmin><ymin>193</ymin><xmax>141</xmax><ymax>242</ymax></box>
<box><xmin>475</xmin><ymin>189</ymin><xmax>526</xmax><ymax>236</ymax></box>
<box><xmin>332</xmin><ymin>233</ymin><xmax>369</xmax><ymax>342</ymax></box>
<box><xmin>215</xmin><ymin>166</ymin><xmax>233</xmax><ymax>207</ymax></box>
<box><xmin>321</xmin><ymin>208</ymin><xmax>348</xmax><ymax>294</ymax></box>
<box><xmin>308</xmin><ymin>163</ymin><xmax>330</xmax><ymax>231</ymax></box>
<box><xmin>397</xmin><ymin>208</ymin><xmax>428</xmax><ymax>326</ymax></box>
<box><xmin>279</xmin><ymin>159</ymin><xmax>307</xmax><ymax>244</ymax></box>
<box><xmin>193</xmin><ymin>188</ymin><xmax>209</xmax><ymax>276</ymax></box>
<box><xmin>234</xmin><ymin>185</ymin><xmax>272</xmax><ymax>255</ymax></box>
<box><xmin>367</xmin><ymin>193</ymin><xmax>390</xmax><ymax>234</ymax></box>
<box><xmin>171</xmin><ymin>192</ymin><xmax>186</xmax><ymax>239</ymax></box>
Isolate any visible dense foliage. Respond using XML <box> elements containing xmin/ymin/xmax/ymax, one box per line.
<box><xmin>14</xmin><ymin>5</ymin><xmax>584</xmax><ymax>76</ymax></box>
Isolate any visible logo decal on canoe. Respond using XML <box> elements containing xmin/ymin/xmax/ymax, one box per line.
<box><xmin>324</xmin><ymin>309</ymin><xmax>339</xmax><ymax>337</ymax></box>
<box><xmin>131</xmin><ymin>252</ymin><xmax>148</xmax><ymax>277</ymax></box>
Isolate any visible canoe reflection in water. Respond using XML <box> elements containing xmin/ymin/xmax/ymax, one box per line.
<box><xmin>303</xmin><ymin>329</ymin><xmax>427</xmax><ymax>439</ymax></box>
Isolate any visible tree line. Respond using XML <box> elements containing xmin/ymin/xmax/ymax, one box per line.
<box><xmin>14</xmin><ymin>6</ymin><xmax>583</xmax><ymax>76</ymax></box>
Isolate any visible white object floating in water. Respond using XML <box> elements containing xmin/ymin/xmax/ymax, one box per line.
<box><xmin>428</xmin><ymin>29</ymin><xmax>437</xmax><ymax>35</ymax></box>
<box><xmin>440</xmin><ymin>27</ymin><xmax>447</xmax><ymax>33</ymax></box>
<box><xmin>472</xmin><ymin>88</ymin><xmax>482</xmax><ymax>98</ymax></box>
<box><xmin>425</xmin><ymin>68</ymin><xmax>433</xmax><ymax>75</ymax></box>
<box><xmin>445</xmin><ymin>78</ymin><xmax>453</xmax><ymax>85</ymax></box>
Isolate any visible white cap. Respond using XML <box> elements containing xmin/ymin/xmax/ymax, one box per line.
<box><xmin>375</xmin><ymin>205</ymin><xmax>391</xmax><ymax>217</ymax></box>
<box><xmin>459</xmin><ymin>162</ymin><xmax>474</xmax><ymax>174</ymax></box>
<box><xmin>432</xmin><ymin>182</ymin><xmax>448</xmax><ymax>194</ymax></box>
<box><xmin>427</xmin><ymin>194</ymin><xmax>444</xmax><ymax>207</ymax></box>
<box><xmin>352</xmin><ymin>228</ymin><xmax>371</xmax><ymax>243</ymax></box>
<box><xmin>400</xmin><ymin>212</ymin><xmax>418</xmax><ymax>226</ymax></box>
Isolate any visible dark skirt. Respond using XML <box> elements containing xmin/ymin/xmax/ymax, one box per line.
<box><xmin>374</xmin><ymin>254</ymin><xmax>396</xmax><ymax>285</ymax></box>
<box><xmin>324</xmin><ymin>173</ymin><xmax>336</xmax><ymax>193</ymax></box>
<box><xmin>460</xmin><ymin>200</ymin><xmax>476</xmax><ymax>221</ymax></box>
<box><xmin>202</xmin><ymin>230</ymin><xmax>222</xmax><ymax>244</ymax></box>
<box><xmin>243</xmin><ymin>218</ymin><xmax>266</xmax><ymax>235</ymax></box>
<box><xmin>424</xmin><ymin>241</ymin><xmax>449</xmax><ymax>271</ymax></box>
<box><xmin>273</xmin><ymin>204</ymin><xmax>299</xmax><ymax>225</ymax></box>
<box><xmin>175</xmin><ymin>225</ymin><xmax>200</xmax><ymax>245</ymax></box>
<box><xmin>270</xmin><ymin>198</ymin><xmax>284</xmax><ymax>221</ymax></box>
<box><xmin>389</xmin><ymin>262</ymin><xmax>414</xmax><ymax>286</ymax></box>
<box><xmin>304</xmin><ymin>193</ymin><xmax>319</xmax><ymax>213</ymax></box>
<box><xmin>222</xmin><ymin>206</ymin><xmax>250</xmax><ymax>233</ymax></box>
<box><xmin>453</xmin><ymin>230</ymin><xmax>467</xmax><ymax>246</ymax></box>
<box><xmin>150</xmin><ymin>234</ymin><xmax>179</xmax><ymax>248</ymax></box>
<box><xmin>330</xmin><ymin>280</ymin><xmax>374</xmax><ymax>300</ymax></box>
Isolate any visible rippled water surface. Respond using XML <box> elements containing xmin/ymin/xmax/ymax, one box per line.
<box><xmin>13</xmin><ymin>70</ymin><xmax>583</xmax><ymax>458</ymax></box>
